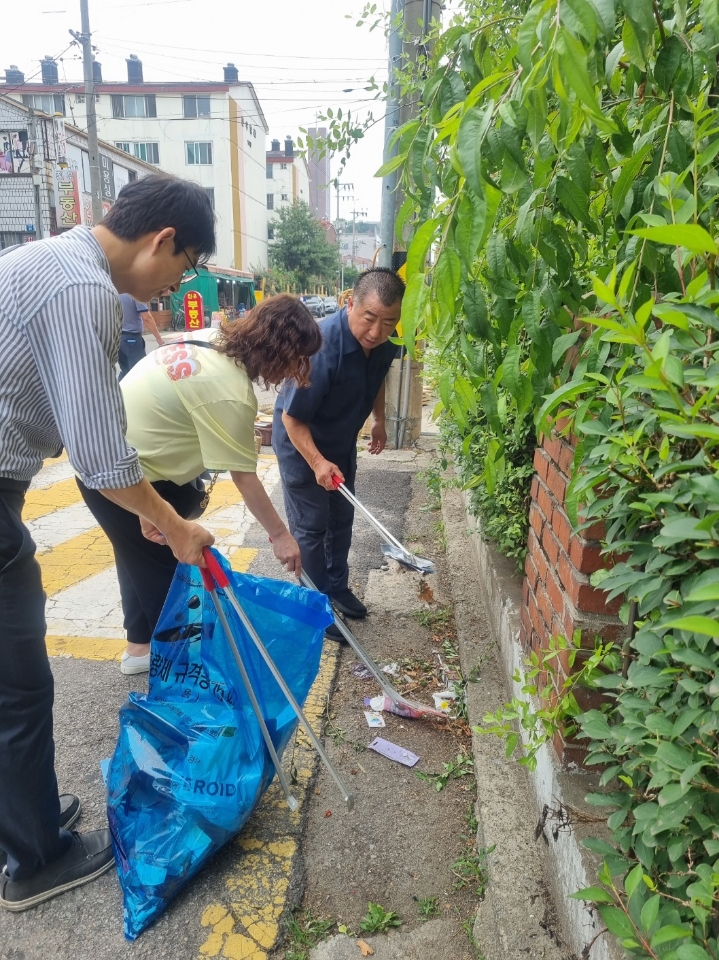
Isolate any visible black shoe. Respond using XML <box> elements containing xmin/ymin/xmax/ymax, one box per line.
<box><xmin>0</xmin><ymin>829</ymin><xmax>115</xmax><ymax>912</ymax></box>
<box><xmin>0</xmin><ymin>794</ymin><xmax>81</xmax><ymax>873</ymax></box>
<box><xmin>324</xmin><ymin>623</ymin><xmax>348</xmax><ymax>644</ymax></box>
<box><xmin>331</xmin><ymin>588</ymin><xmax>367</xmax><ymax>619</ymax></box>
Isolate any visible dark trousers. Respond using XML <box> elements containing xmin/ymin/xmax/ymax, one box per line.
<box><xmin>77</xmin><ymin>480</ymin><xmax>203</xmax><ymax>646</ymax></box>
<box><xmin>280</xmin><ymin>465</ymin><xmax>355</xmax><ymax>596</ymax></box>
<box><xmin>118</xmin><ymin>331</ymin><xmax>146</xmax><ymax>379</ymax></box>
<box><xmin>0</xmin><ymin>479</ymin><xmax>72</xmax><ymax>882</ymax></box>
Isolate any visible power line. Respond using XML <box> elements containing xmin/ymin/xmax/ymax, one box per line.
<box><xmin>95</xmin><ymin>34</ymin><xmax>387</xmax><ymax>62</ymax></box>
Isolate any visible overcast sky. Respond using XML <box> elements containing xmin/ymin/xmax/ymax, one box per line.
<box><xmin>3</xmin><ymin>0</ymin><xmax>391</xmax><ymax>220</ymax></box>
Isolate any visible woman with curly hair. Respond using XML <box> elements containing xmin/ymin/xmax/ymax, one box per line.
<box><xmin>78</xmin><ymin>294</ymin><xmax>321</xmax><ymax>675</ymax></box>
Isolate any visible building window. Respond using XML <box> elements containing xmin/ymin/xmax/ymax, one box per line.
<box><xmin>186</xmin><ymin>142</ymin><xmax>213</xmax><ymax>165</ymax></box>
<box><xmin>267</xmin><ymin>194</ymin><xmax>274</xmax><ymax>210</ymax></box>
<box><xmin>128</xmin><ymin>170</ymin><xmax>137</xmax><ymax>181</ymax></box>
<box><xmin>112</xmin><ymin>95</ymin><xmax>157</xmax><ymax>119</ymax></box>
<box><xmin>247</xmin><ymin>139</ymin><xmax>252</xmax><ymax>148</ymax></box>
<box><xmin>280</xmin><ymin>163</ymin><xmax>288</xmax><ymax>170</ymax></box>
<box><xmin>266</xmin><ymin>163</ymin><xmax>273</xmax><ymax>179</ymax></box>
<box><xmin>115</xmin><ymin>142</ymin><xmax>159</xmax><ymax>164</ymax></box>
<box><xmin>204</xmin><ymin>187</ymin><xmax>215</xmax><ymax>210</ymax></box>
<box><xmin>22</xmin><ymin>94</ymin><xmax>65</xmax><ymax>116</ymax></box>
<box><xmin>183</xmin><ymin>95</ymin><xmax>210</xmax><ymax>118</ymax></box>
<box><xmin>268</xmin><ymin>226</ymin><xmax>274</xmax><ymax>240</ymax></box>
<box><xmin>280</xmin><ymin>194</ymin><xmax>288</xmax><ymax>201</ymax></box>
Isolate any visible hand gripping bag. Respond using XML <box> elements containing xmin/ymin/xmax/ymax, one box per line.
<box><xmin>105</xmin><ymin>552</ymin><xmax>333</xmax><ymax>939</ymax></box>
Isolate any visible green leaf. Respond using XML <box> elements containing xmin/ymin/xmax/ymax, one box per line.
<box><xmin>650</xmin><ymin>925</ymin><xmax>692</xmax><ymax>947</ymax></box>
<box><xmin>612</xmin><ymin>142</ymin><xmax>653</xmax><ymax>216</ymax></box>
<box><xmin>655</xmin><ymin>36</ymin><xmax>684</xmax><ymax>93</ymax></box>
<box><xmin>556</xmin><ymin>176</ymin><xmax>592</xmax><ymax>226</ymax></box>
<box><xmin>463</xmin><ymin>283</ymin><xmax>491</xmax><ymax>340</ymax></box>
<box><xmin>676</xmin><ymin>945</ymin><xmax>712</xmax><ymax>960</ymax></box>
<box><xmin>400</xmin><ymin>273</ymin><xmax>429</xmax><ymax>356</ymax></box>
<box><xmin>435</xmin><ymin>249</ymin><xmax>461</xmax><ymax>317</ymax></box>
<box><xmin>374</xmin><ymin>150</ymin><xmax>409</xmax><ymax>178</ymax></box>
<box><xmin>686</xmin><ymin>584</ymin><xmax>719</xmax><ymax>602</ymax></box>
<box><xmin>558</xmin><ymin>28</ymin><xmax>610</xmax><ymax>128</ymax></box>
<box><xmin>552</xmin><ymin>330</ymin><xmax>582</xmax><ymax>365</ymax></box>
<box><xmin>565</xmin><ymin>0</ymin><xmax>598</xmax><ymax>44</ymax></box>
<box><xmin>503</xmin><ymin>344</ymin><xmax>522</xmax><ymax>399</ymax></box>
<box><xmin>663</xmin><ymin>616</ymin><xmax>719</xmax><ymax>638</ymax></box>
<box><xmin>628</xmin><ymin>225</ymin><xmax>718</xmax><ymax>255</ymax></box>
<box><xmin>457</xmin><ymin>105</ymin><xmax>493</xmax><ymax>197</ymax></box>
<box><xmin>640</xmin><ymin>894</ymin><xmax>660</xmax><ymax>933</ymax></box>
<box><xmin>406</xmin><ymin>220</ymin><xmax>440</xmax><ymax>277</ymax></box>
<box><xmin>599</xmin><ymin>905</ymin><xmax>636</xmax><ymax>940</ymax></box>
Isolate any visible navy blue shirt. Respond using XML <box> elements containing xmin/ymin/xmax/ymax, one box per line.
<box><xmin>273</xmin><ymin>307</ymin><xmax>398</xmax><ymax>481</ymax></box>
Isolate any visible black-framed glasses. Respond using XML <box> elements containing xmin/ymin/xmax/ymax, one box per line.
<box><xmin>179</xmin><ymin>248</ymin><xmax>200</xmax><ymax>285</ymax></box>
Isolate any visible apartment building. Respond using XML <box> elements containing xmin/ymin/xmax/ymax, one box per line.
<box><xmin>3</xmin><ymin>56</ymin><xmax>269</xmax><ymax>271</ymax></box>
<box><xmin>265</xmin><ymin>136</ymin><xmax>310</xmax><ymax>232</ymax></box>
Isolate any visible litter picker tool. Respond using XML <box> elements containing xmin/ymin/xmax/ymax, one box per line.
<box><xmin>330</xmin><ymin>475</ymin><xmax>434</xmax><ymax>574</ymax></box>
<box><xmin>199</xmin><ymin>563</ymin><xmax>299</xmax><ymax>812</ymax></box>
<box><xmin>201</xmin><ymin>548</ymin><xmax>354</xmax><ymax>811</ymax></box>
<box><xmin>300</xmin><ymin>571</ymin><xmax>445</xmax><ymax>720</ymax></box>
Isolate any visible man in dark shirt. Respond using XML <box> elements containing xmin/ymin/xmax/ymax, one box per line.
<box><xmin>273</xmin><ymin>269</ymin><xmax>405</xmax><ymax>637</ymax></box>
<box><xmin>118</xmin><ymin>293</ymin><xmax>163</xmax><ymax>378</ymax></box>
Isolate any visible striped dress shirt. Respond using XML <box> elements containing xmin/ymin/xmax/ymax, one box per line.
<box><xmin>0</xmin><ymin>226</ymin><xmax>143</xmax><ymax>488</ymax></box>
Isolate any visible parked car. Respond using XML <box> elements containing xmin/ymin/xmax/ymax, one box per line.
<box><xmin>323</xmin><ymin>296</ymin><xmax>338</xmax><ymax>314</ymax></box>
<box><xmin>300</xmin><ymin>295</ymin><xmax>325</xmax><ymax>319</ymax></box>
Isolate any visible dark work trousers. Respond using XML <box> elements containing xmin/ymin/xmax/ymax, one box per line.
<box><xmin>118</xmin><ymin>331</ymin><xmax>146</xmax><ymax>380</ymax></box>
<box><xmin>77</xmin><ymin>480</ymin><xmax>203</xmax><ymax>646</ymax></box>
<box><xmin>280</xmin><ymin>463</ymin><xmax>356</xmax><ymax>596</ymax></box>
<box><xmin>0</xmin><ymin>478</ymin><xmax>73</xmax><ymax>882</ymax></box>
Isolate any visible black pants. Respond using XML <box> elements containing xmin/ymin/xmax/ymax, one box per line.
<box><xmin>77</xmin><ymin>480</ymin><xmax>203</xmax><ymax>646</ymax></box>
<box><xmin>0</xmin><ymin>479</ymin><xmax>73</xmax><ymax>882</ymax></box>
<box><xmin>280</xmin><ymin>464</ymin><xmax>356</xmax><ymax>596</ymax></box>
<box><xmin>118</xmin><ymin>331</ymin><xmax>146</xmax><ymax>379</ymax></box>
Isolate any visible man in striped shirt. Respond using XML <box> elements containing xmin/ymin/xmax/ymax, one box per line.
<box><xmin>0</xmin><ymin>175</ymin><xmax>216</xmax><ymax>912</ymax></box>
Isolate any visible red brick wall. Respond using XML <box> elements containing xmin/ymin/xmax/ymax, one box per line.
<box><xmin>520</xmin><ymin>434</ymin><xmax>626</xmax><ymax>766</ymax></box>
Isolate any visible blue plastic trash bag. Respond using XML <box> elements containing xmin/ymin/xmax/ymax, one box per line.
<box><xmin>105</xmin><ymin>551</ymin><xmax>333</xmax><ymax>939</ymax></box>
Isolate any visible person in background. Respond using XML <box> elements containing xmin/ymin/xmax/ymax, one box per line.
<box><xmin>272</xmin><ymin>269</ymin><xmax>405</xmax><ymax>641</ymax></box>
<box><xmin>118</xmin><ymin>294</ymin><xmax>164</xmax><ymax>378</ymax></box>
<box><xmin>79</xmin><ymin>295</ymin><xmax>321</xmax><ymax>676</ymax></box>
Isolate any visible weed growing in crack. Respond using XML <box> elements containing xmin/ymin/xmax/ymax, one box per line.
<box><xmin>414</xmin><ymin>895</ymin><xmax>440</xmax><ymax>920</ymax></box>
<box><xmin>451</xmin><ymin>845</ymin><xmax>495</xmax><ymax>898</ymax></box>
<box><xmin>359</xmin><ymin>902</ymin><xmax>402</xmax><ymax>934</ymax></box>
<box><xmin>416</xmin><ymin>752</ymin><xmax>474</xmax><ymax>791</ymax></box>
<box><xmin>283</xmin><ymin>909</ymin><xmax>335</xmax><ymax>960</ymax></box>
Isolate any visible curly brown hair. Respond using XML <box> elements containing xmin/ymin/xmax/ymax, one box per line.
<box><xmin>215</xmin><ymin>294</ymin><xmax>321</xmax><ymax>388</ymax></box>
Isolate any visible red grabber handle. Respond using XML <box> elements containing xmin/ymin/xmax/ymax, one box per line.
<box><xmin>200</xmin><ymin>547</ymin><xmax>230</xmax><ymax>591</ymax></box>
<box><xmin>331</xmin><ymin>474</ymin><xmax>342</xmax><ymax>490</ymax></box>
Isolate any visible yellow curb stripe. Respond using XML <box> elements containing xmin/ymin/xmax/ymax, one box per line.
<box><xmin>230</xmin><ymin>547</ymin><xmax>259</xmax><ymax>572</ymax></box>
<box><xmin>37</xmin><ymin>528</ymin><xmax>116</xmax><ymax>596</ymax></box>
<box><xmin>197</xmin><ymin>643</ymin><xmax>339</xmax><ymax>960</ymax></box>
<box><xmin>46</xmin><ymin>636</ymin><xmax>126</xmax><ymax>661</ymax></box>
<box><xmin>23</xmin><ymin>477</ymin><xmax>84</xmax><ymax>522</ymax></box>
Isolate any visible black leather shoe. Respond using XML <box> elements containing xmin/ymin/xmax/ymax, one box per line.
<box><xmin>0</xmin><ymin>829</ymin><xmax>115</xmax><ymax>912</ymax></box>
<box><xmin>331</xmin><ymin>588</ymin><xmax>367</xmax><ymax>619</ymax></box>
<box><xmin>324</xmin><ymin>623</ymin><xmax>348</xmax><ymax>644</ymax></box>
<box><xmin>0</xmin><ymin>794</ymin><xmax>81</xmax><ymax>873</ymax></box>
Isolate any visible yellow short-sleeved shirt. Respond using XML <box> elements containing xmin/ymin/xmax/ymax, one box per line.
<box><xmin>121</xmin><ymin>329</ymin><xmax>258</xmax><ymax>485</ymax></box>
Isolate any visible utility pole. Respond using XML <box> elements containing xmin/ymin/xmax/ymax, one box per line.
<box><xmin>71</xmin><ymin>0</ymin><xmax>102</xmax><ymax>225</ymax></box>
<box><xmin>384</xmin><ymin>0</ymin><xmax>442</xmax><ymax>448</ymax></box>
<box><xmin>377</xmin><ymin>0</ymin><xmax>403</xmax><ymax>270</ymax></box>
<box><xmin>27</xmin><ymin>110</ymin><xmax>44</xmax><ymax>240</ymax></box>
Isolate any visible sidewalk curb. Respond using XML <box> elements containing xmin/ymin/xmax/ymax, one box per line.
<box><xmin>441</xmin><ymin>484</ymin><xmax>621</xmax><ymax>960</ymax></box>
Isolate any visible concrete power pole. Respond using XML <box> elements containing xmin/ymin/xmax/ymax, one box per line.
<box><xmin>27</xmin><ymin>110</ymin><xmax>44</xmax><ymax>240</ymax></box>
<box><xmin>384</xmin><ymin>0</ymin><xmax>442</xmax><ymax>448</ymax></box>
<box><xmin>376</xmin><ymin>0</ymin><xmax>403</xmax><ymax>270</ymax></box>
<box><xmin>74</xmin><ymin>0</ymin><xmax>103</xmax><ymax>225</ymax></box>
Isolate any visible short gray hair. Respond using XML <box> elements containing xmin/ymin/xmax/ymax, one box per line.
<box><xmin>353</xmin><ymin>268</ymin><xmax>405</xmax><ymax>307</ymax></box>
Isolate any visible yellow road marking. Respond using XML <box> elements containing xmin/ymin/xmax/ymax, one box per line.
<box><xmin>197</xmin><ymin>644</ymin><xmax>339</xmax><ymax>960</ymax></box>
<box><xmin>205</xmin><ymin>480</ymin><xmax>243</xmax><ymax>514</ymax></box>
<box><xmin>23</xmin><ymin>477</ymin><xmax>83</xmax><ymax>522</ymax></box>
<box><xmin>230</xmin><ymin>547</ymin><xmax>258</xmax><ymax>572</ymax></box>
<box><xmin>37</xmin><ymin>528</ymin><xmax>115</xmax><ymax>596</ymax></box>
<box><xmin>46</xmin><ymin>636</ymin><xmax>125</xmax><ymax>661</ymax></box>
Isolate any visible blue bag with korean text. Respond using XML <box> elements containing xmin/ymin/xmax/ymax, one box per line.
<box><xmin>105</xmin><ymin>552</ymin><xmax>332</xmax><ymax>939</ymax></box>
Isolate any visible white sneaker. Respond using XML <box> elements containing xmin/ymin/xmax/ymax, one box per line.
<box><xmin>120</xmin><ymin>651</ymin><xmax>150</xmax><ymax>676</ymax></box>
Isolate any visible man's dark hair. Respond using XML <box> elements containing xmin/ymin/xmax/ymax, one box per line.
<box><xmin>353</xmin><ymin>267</ymin><xmax>405</xmax><ymax>307</ymax></box>
<box><xmin>101</xmin><ymin>174</ymin><xmax>216</xmax><ymax>261</ymax></box>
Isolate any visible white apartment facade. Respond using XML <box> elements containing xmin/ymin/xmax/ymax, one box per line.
<box><xmin>266</xmin><ymin>137</ymin><xmax>310</xmax><ymax>233</ymax></box>
<box><xmin>4</xmin><ymin>57</ymin><xmax>268</xmax><ymax>272</ymax></box>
